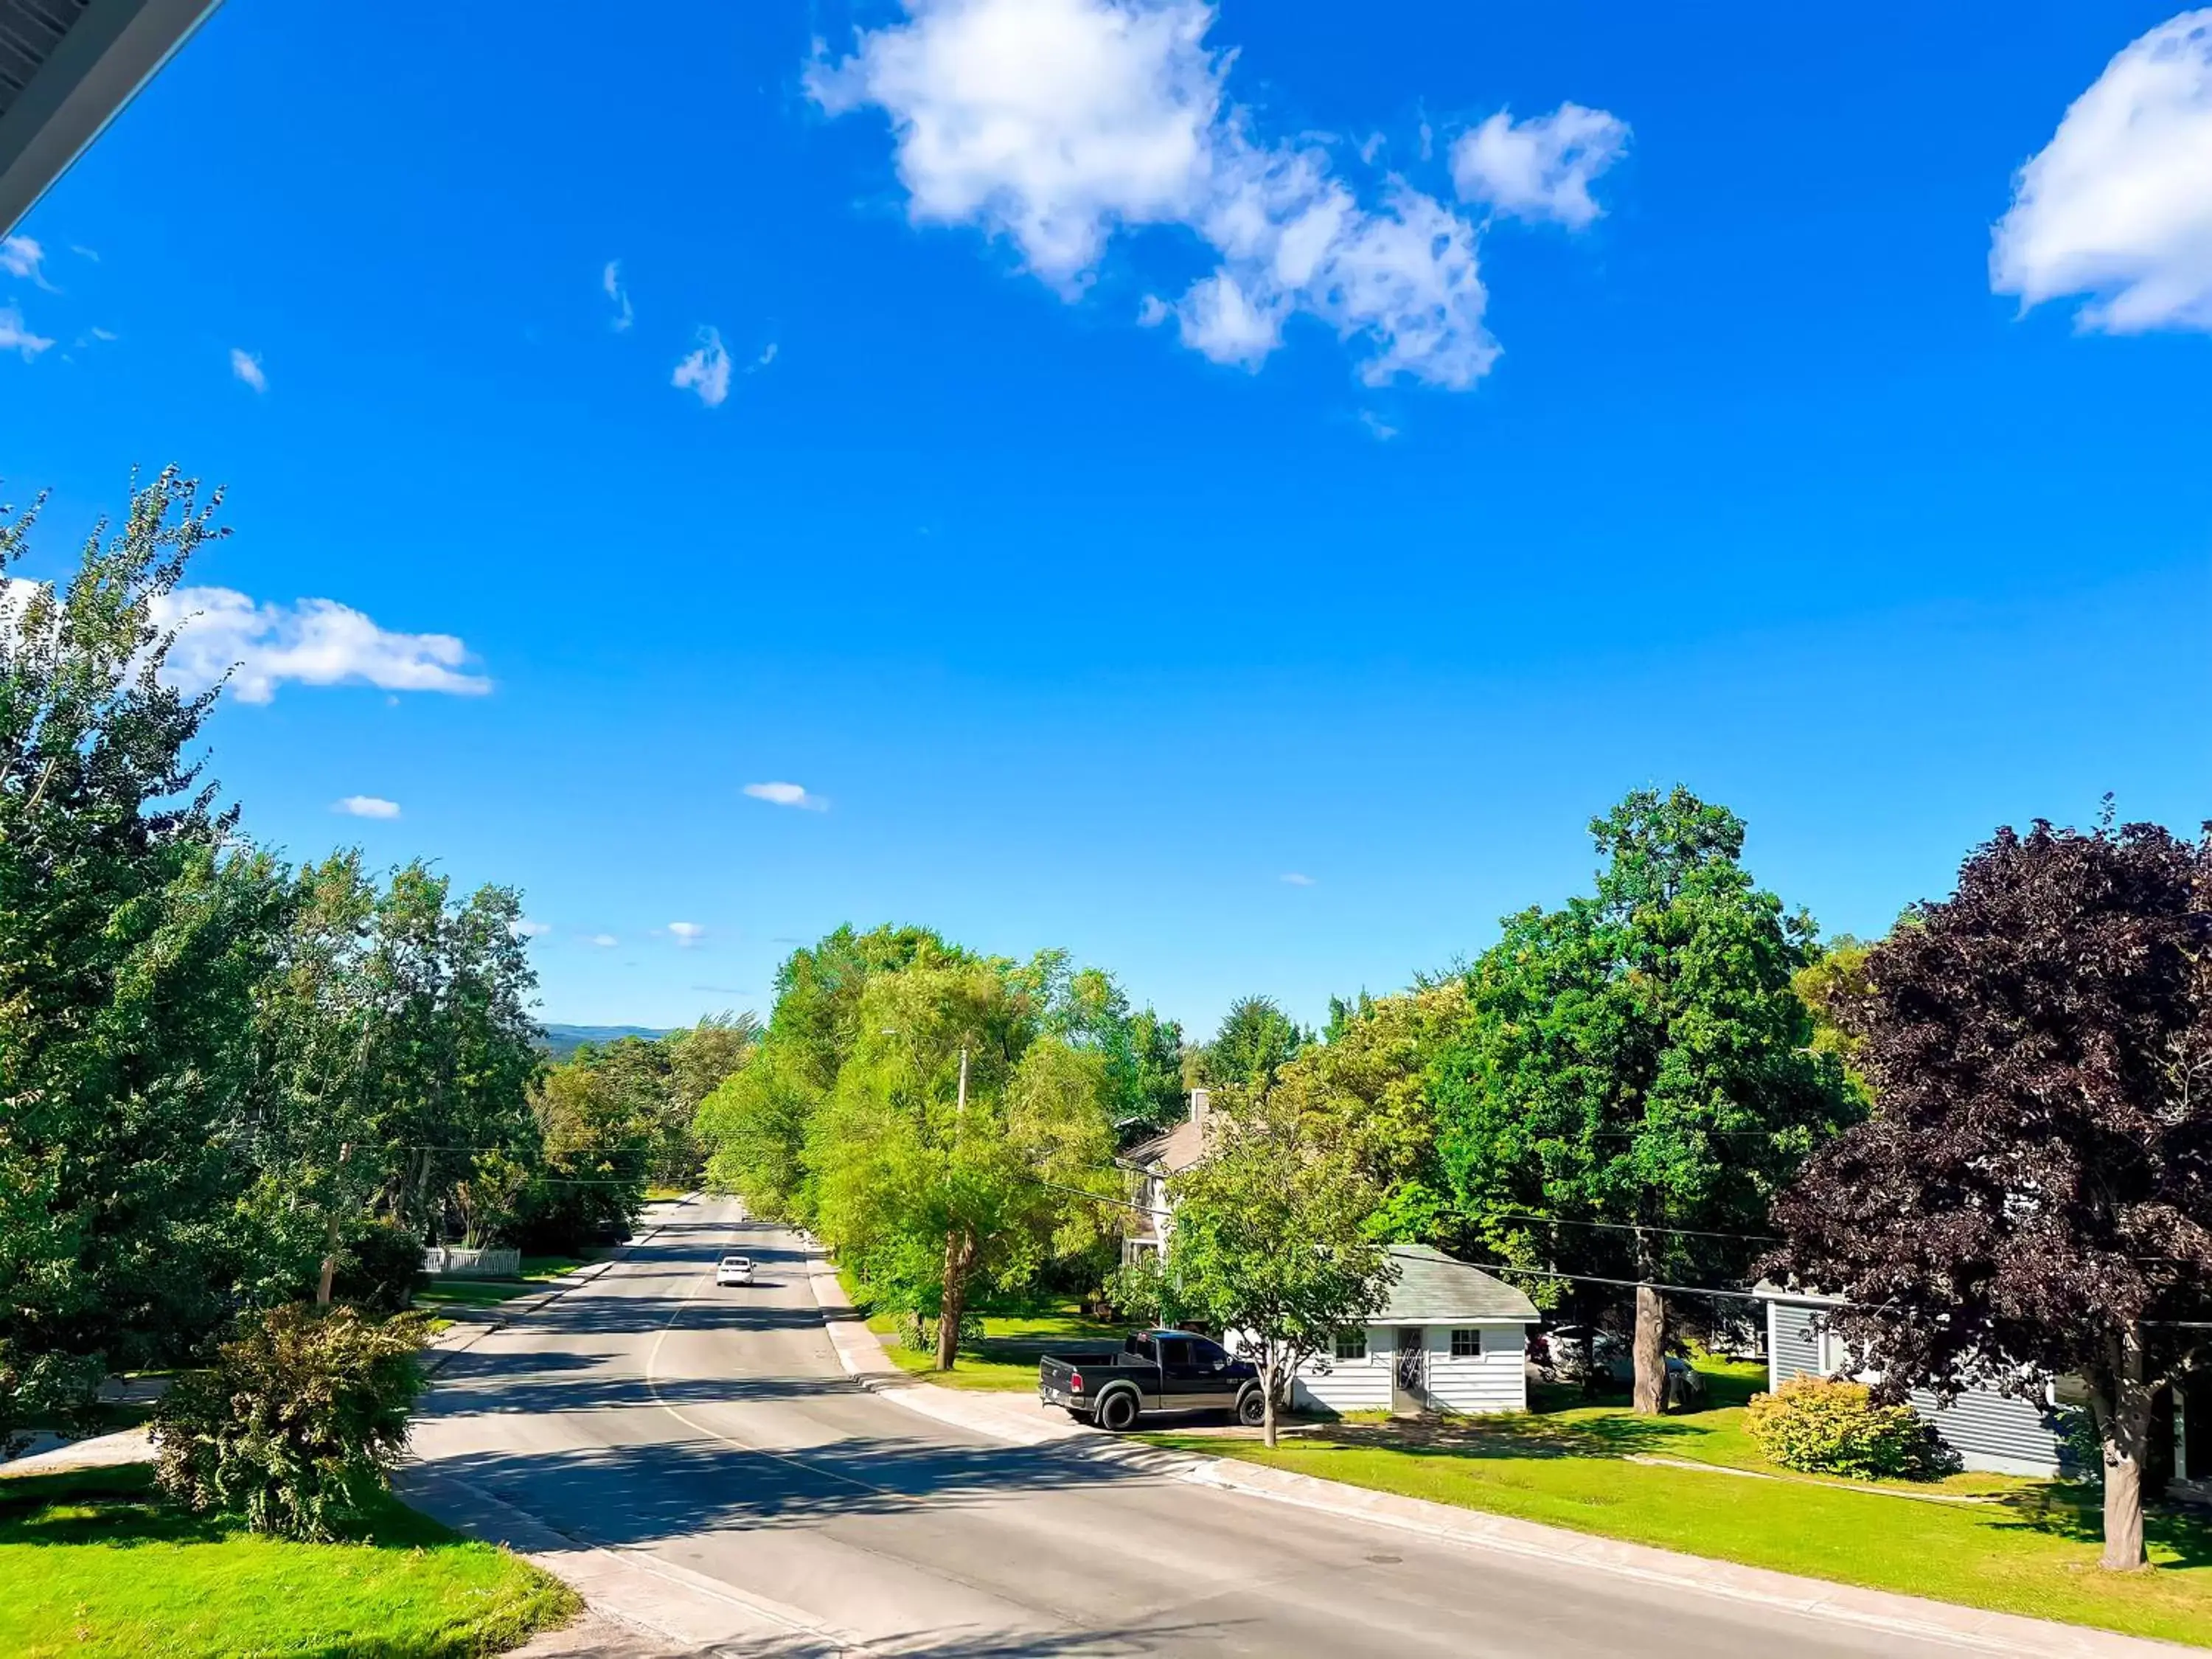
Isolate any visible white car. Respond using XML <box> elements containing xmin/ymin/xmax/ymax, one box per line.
<box><xmin>715</xmin><ymin>1253</ymin><xmax>755</xmax><ymax>1287</ymax></box>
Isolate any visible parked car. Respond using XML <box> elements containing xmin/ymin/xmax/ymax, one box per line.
<box><xmin>714</xmin><ymin>1253</ymin><xmax>755</xmax><ymax>1287</ymax></box>
<box><xmin>1038</xmin><ymin>1329</ymin><xmax>1267</xmax><ymax>1431</ymax></box>
<box><xmin>1529</xmin><ymin>1324</ymin><xmax>1707</xmax><ymax>1406</ymax></box>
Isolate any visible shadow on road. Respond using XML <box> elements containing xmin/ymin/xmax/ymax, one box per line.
<box><xmin>422</xmin><ymin>1430</ymin><xmax>1156</xmax><ymax>1544</ymax></box>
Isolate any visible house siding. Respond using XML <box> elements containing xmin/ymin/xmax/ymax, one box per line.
<box><xmin>1289</xmin><ymin>1325</ymin><xmax>1391</xmax><ymax>1413</ymax></box>
<box><xmin>1423</xmin><ymin>1324</ymin><xmax>1528</xmax><ymax>1414</ymax></box>
<box><xmin>1765</xmin><ymin>1298</ymin><xmax>2073</xmax><ymax>1477</ymax></box>
<box><xmin>1768</xmin><ymin>1300</ymin><xmax>1822</xmax><ymax>1385</ymax></box>
<box><xmin>1289</xmin><ymin>1322</ymin><xmax>1527</xmax><ymax>1416</ymax></box>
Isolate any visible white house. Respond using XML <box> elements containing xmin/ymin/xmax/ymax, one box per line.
<box><xmin>1287</xmin><ymin>1244</ymin><xmax>1540</xmax><ymax>1418</ymax></box>
<box><xmin>1117</xmin><ymin>1089</ymin><xmax>1216</xmax><ymax>1267</ymax></box>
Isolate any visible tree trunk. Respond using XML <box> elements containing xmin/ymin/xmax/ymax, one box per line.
<box><xmin>1631</xmin><ymin>1282</ymin><xmax>1668</xmax><ymax>1416</ymax></box>
<box><xmin>316</xmin><ymin>1143</ymin><xmax>353</xmax><ymax>1307</ymax></box>
<box><xmin>1262</xmin><ymin>1354</ymin><xmax>1279</xmax><ymax>1449</ymax></box>
<box><xmin>935</xmin><ymin>1226</ymin><xmax>971</xmax><ymax>1371</ymax></box>
<box><xmin>316</xmin><ymin>1210</ymin><xmax>341</xmax><ymax>1306</ymax></box>
<box><xmin>2099</xmin><ymin>1325</ymin><xmax>2154</xmax><ymax>1571</ymax></box>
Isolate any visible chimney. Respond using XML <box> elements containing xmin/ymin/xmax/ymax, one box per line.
<box><xmin>1189</xmin><ymin>1088</ymin><xmax>1211</xmax><ymax>1130</ymax></box>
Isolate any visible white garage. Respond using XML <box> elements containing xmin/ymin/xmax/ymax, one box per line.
<box><xmin>1287</xmin><ymin>1244</ymin><xmax>1539</xmax><ymax>1417</ymax></box>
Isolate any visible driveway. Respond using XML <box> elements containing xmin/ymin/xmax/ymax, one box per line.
<box><xmin>407</xmin><ymin>1199</ymin><xmax>1990</xmax><ymax>1657</ymax></box>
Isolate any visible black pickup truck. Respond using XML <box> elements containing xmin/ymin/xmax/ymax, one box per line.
<box><xmin>1037</xmin><ymin>1329</ymin><xmax>1266</xmax><ymax>1431</ymax></box>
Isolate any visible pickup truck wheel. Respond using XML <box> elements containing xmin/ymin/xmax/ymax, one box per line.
<box><xmin>1096</xmin><ymin>1389</ymin><xmax>1140</xmax><ymax>1433</ymax></box>
<box><xmin>1237</xmin><ymin>1388</ymin><xmax>1267</xmax><ymax>1428</ymax></box>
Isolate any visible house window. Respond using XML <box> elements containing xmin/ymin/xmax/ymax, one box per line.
<box><xmin>1334</xmin><ymin>1328</ymin><xmax>1368</xmax><ymax>1363</ymax></box>
<box><xmin>1450</xmin><ymin>1328</ymin><xmax>1482</xmax><ymax>1358</ymax></box>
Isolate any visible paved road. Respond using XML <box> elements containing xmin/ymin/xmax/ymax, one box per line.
<box><xmin>411</xmin><ymin>1199</ymin><xmax>1980</xmax><ymax>1658</ymax></box>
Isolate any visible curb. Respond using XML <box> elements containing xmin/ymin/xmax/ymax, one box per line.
<box><xmin>795</xmin><ymin>1237</ymin><xmax>2193</xmax><ymax>1659</ymax></box>
<box><xmin>396</xmin><ymin>1463</ymin><xmax>840</xmax><ymax>1657</ymax></box>
<box><xmin>801</xmin><ymin>1245</ymin><xmax>1096</xmax><ymax>1447</ymax></box>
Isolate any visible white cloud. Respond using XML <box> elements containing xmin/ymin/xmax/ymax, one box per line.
<box><xmin>744</xmin><ymin>780</ymin><xmax>828</xmax><ymax>810</ymax></box>
<box><xmin>333</xmin><ymin>795</ymin><xmax>400</xmax><ymax>819</ymax></box>
<box><xmin>0</xmin><ymin>305</ymin><xmax>54</xmax><ymax>361</ymax></box>
<box><xmin>1279</xmin><ymin>872</ymin><xmax>1315</xmax><ymax>886</ymax></box>
<box><xmin>672</xmin><ymin>325</ymin><xmax>731</xmax><ymax>406</ymax></box>
<box><xmin>753</xmin><ymin>341</ymin><xmax>778</xmax><ymax>370</ymax></box>
<box><xmin>514</xmin><ymin>917</ymin><xmax>553</xmax><ymax>938</ymax></box>
<box><xmin>1991</xmin><ymin>10</ymin><xmax>2212</xmax><ymax>333</ymax></box>
<box><xmin>1357</xmin><ymin>409</ymin><xmax>1397</xmax><ymax>440</ymax></box>
<box><xmin>152</xmin><ymin>586</ymin><xmax>493</xmax><ymax>703</ymax></box>
<box><xmin>807</xmin><ymin>0</ymin><xmax>1513</xmax><ymax>389</ymax></box>
<box><xmin>602</xmin><ymin>259</ymin><xmax>634</xmax><ymax>331</ymax></box>
<box><xmin>1</xmin><ymin>234</ymin><xmax>53</xmax><ymax>287</ymax></box>
<box><xmin>69</xmin><ymin>243</ymin><xmax>98</xmax><ymax>262</ymax></box>
<box><xmin>229</xmin><ymin>348</ymin><xmax>267</xmax><ymax>392</ymax></box>
<box><xmin>667</xmin><ymin>921</ymin><xmax>706</xmax><ymax>947</ymax></box>
<box><xmin>1450</xmin><ymin>103</ymin><xmax>1630</xmax><ymax>229</ymax></box>
<box><xmin>588</xmin><ymin>933</ymin><xmax>619</xmax><ymax>948</ymax></box>
<box><xmin>88</xmin><ymin>327</ymin><xmax>118</xmax><ymax>342</ymax></box>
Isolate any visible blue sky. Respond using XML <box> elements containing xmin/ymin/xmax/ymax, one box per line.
<box><xmin>4</xmin><ymin>1</ymin><xmax>2207</xmax><ymax>1034</ymax></box>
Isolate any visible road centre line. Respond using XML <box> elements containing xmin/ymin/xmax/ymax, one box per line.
<box><xmin>642</xmin><ymin>1227</ymin><xmax>911</xmax><ymax>1503</ymax></box>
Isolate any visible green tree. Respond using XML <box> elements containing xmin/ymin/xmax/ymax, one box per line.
<box><xmin>1436</xmin><ymin>787</ymin><xmax>1857</xmax><ymax>1414</ymax></box>
<box><xmin>0</xmin><ymin>472</ymin><xmax>293</xmax><ymax>1439</ymax></box>
<box><xmin>659</xmin><ymin>1009</ymin><xmax>760</xmax><ymax>1182</ymax></box>
<box><xmin>1144</xmin><ymin>1091</ymin><xmax>1394</xmax><ymax>1447</ymax></box>
<box><xmin>1197</xmin><ymin>995</ymin><xmax>1311</xmax><ymax>1091</ymax></box>
<box><xmin>1792</xmin><ymin>933</ymin><xmax>1877</xmax><ymax>1108</ymax></box>
<box><xmin>357</xmin><ymin>866</ymin><xmax>540</xmax><ymax>1241</ymax></box>
<box><xmin>810</xmin><ymin>961</ymin><xmax>1115</xmax><ymax>1368</ymax></box>
<box><xmin>1266</xmin><ymin>981</ymin><xmax>1472</xmax><ymax>1243</ymax></box>
<box><xmin>518</xmin><ymin>1040</ymin><xmax>659</xmax><ymax>1250</ymax></box>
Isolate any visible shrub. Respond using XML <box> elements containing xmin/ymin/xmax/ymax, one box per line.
<box><xmin>153</xmin><ymin>1304</ymin><xmax>430</xmax><ymax>1540</ymax></box>
<box><xmin>1743</xmin><ymin>1375</ymin><xmax>1959</xmax><ymax>1481</ymax></box>
<box><xmin>331</xmin><ymin>1217</ymin><xmax>428</xmax><ymax>1312</ymax></box>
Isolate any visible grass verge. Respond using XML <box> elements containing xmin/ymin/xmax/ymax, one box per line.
<box><xmin>1147</xmin><ymin>1361</ymin><xmax>2212</xmax><ymax>1649</ymax></box>
<box><xmin>0</xmin><ymin>1462</ymin><xmax>577</xmax><ymax>1659</ymax></box>
<box><xmin>843</xmin><ymin>1272</ymin><xmax>1127</xmax><ymax>1392</ymax></box>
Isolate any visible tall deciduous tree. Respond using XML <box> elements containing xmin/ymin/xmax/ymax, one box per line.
<box><xmin>1146</xmin><ymin>1091</ymin><xmax>1394</xmax><ymax>1447</ymax></box>
<box><xmin>1438</xmin><ymin>787</ymin><xmax>1857</xmax><ymax>1413</ymax></box>
<box><xmin>1266</xmin><ymin>981</ymin><xmax>1472</xmax><ymax>1243</ymax></box>
<box><xmin>810</xmin><ymin>961</ymin><xmax>1115</xmax><ymax>1368</ymax></box>
<box><xmin>1768</xmin><ymin>818</ymin><xmax>2212</xmax><ymax>1570</ymax></box>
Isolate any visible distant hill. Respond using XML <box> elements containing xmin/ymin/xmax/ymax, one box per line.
<box><xmin>537</xmin><ymin>1023</ymin><xmax>672</xmax><ymax>1061</ymax></box>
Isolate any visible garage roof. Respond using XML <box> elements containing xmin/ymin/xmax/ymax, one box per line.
<box><xmin>1</xmin><ymin>0</ymin><xmax>218</xmax><ymax>234</ymax></box>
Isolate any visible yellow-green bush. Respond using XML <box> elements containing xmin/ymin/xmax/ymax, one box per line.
<box><xmin>1743</xmin><ymin>1375</ymin><xmax>1958</xmax><ymax>1481</ymax></box>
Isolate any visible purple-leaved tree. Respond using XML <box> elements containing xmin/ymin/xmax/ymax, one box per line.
<box><xmin>1769</xmin><ymin>816</ymin><xmax>2212</xmax><ymax>1568</ymax></box>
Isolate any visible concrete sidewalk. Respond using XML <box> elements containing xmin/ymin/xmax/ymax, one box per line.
<box><xmin>799</xmin><ymin>1243</ymin><xmax>2196</xmax><ymax>1659</ymax></box>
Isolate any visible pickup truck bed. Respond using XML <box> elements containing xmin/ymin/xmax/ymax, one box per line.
<box><xmin>1039</xmin><ymin>1329</ymin><xmax>1265</xmax><ymax>1432</ymax></box>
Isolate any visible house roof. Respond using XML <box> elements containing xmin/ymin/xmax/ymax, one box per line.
<box><xmin>1</xmin><ymin>0</ymin><xmax>220</xmax><ymax>234</ymax></box>
<box><xmin>1374</xmin><ymin>1245</ymin><xmax>1540</xmax><ymax>1324</ymax></box>
<box><xmin>1751</xmin><ymin>1279</ymin><xmax>1846</xmax><ymax>1307</ymax></box>
<box><xmin>1123</xmin><ymin>1114</ymin><xmax>1208</xmax><ymax>1175</ymax></box>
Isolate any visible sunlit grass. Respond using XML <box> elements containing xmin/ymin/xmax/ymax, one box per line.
<box><xmin>1148</xmin><ymin>1360</ymin><xmax>2212</xmax><ymax>1648</ymax></box>
<box><xmin>0</xmin><ymin>1463</ymin><xmax>577</xmax><ymax>1659</ymax></box>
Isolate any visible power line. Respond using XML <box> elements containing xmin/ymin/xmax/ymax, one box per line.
<box><xmin>1484</xmin><ymin>1212</ymin><xmax>1781</xmax><ymax>1245</ymax></box>
<box><xmin>1470</xmin><ymin>1262</ymin><xmax>1777</xmax><ymax>1304</ymax></box>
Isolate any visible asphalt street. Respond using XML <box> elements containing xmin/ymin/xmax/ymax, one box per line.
<box><xmin>408</xmin><ymin>1198</ymin><xmax>1986</xmax><ymax>1658</ymax></box>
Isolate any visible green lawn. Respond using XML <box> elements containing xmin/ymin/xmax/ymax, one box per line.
<box><xmin>1147</xmin><ymin>1359</ymin><xmax>2212</xmax><ymax>1648</ymax></box>
<box><xmin>0</xmin><ymin>1463</ymin><xmax>577</xmax><ymax>1659</ymax></box>
<box><xmin>416</xmin><ymin>1255</ymin><xmax>597</xmax><ymax>1311</ymax></box>
<box><xmin>844</xmin><ymin>1273</ymin><xmax>1127</xmax><ymax>1392</ymax></box>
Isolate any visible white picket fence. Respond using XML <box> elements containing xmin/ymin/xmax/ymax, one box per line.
<box><xmin>422</xmin><ymin>1245</ymin><xmax>521</xmax><ymax>1279</ymax></box>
